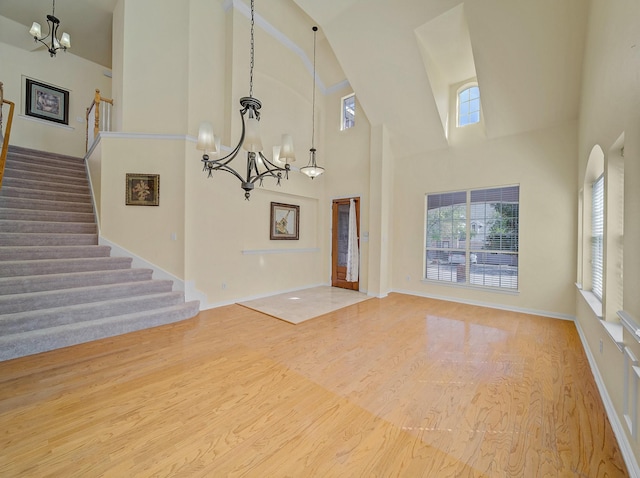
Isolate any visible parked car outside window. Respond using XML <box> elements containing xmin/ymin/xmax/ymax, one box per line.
<box><xmin>448</xmin><ymin>253</ymin><xmax>477</xmax><ymax>264</ymax></box>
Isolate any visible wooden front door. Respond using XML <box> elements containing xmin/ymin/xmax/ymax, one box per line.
<box><xmin>331</xmin><ymin>197</ymin><xmax>360</xmax><ymax>290</ymax></box>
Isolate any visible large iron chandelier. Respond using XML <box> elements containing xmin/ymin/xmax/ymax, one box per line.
<box><xmin>196</xmin><ymin>0</ymin><xmax>296</xmax><ymax>200</ymax></box>
<box><xmin>300</xmin><ymin>26</ymin><xmax>325</xmax><ymax>179</ymax></box>
<box><xmin>29</xmin><ymin>0</ymin><xmax>71</xmax><ymax>58</ymax></box>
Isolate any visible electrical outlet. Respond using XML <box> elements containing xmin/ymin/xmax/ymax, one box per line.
<box><xmin>222</xmin><ymin>282</ymin><xmax>227</xmax><ymax>290</ymax></box>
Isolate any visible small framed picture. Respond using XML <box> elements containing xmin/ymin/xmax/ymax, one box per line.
<box><xmin>125</xmin><ymin>174</ymin><xmax>160</xmax><ymax>206</ymax></box>
<box><xmin>25</xmin><ymin>78</ymin><xmax>69</xmax><ymax>125</ymax></box>
<box><xmin>270</xmin><ymin>202</ymin><xmax>299</xmax><ymax>240</ymax></box>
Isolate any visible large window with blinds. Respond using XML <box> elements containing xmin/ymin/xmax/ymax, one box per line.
<box><xmin>425</xmin><ymin>185</ymin><xmax>519</xmax><ymax>290</ymax></box>
<box><xmin>591</xmin><ymin>174</ymin><xmax>604</xmax><ymax>300</ymax></box>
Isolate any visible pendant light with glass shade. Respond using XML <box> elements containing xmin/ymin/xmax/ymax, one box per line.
<box><xmin>300</xmin><ymin>26</ymin><xmax>325</xmax><ymax>179</ymax></box>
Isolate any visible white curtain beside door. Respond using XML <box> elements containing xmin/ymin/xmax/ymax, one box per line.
<box><xmin>346</xmin><ymin>198</ymin><xmax>359</xmax><ymax>282</ymax></box>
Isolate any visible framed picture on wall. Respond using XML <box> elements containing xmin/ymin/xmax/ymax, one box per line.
<box><xmin>24</xmin><ymin>78</ymin><xmax>69</xmax><ymax>125</ymax></box>
<box><xmin>270</xmin><ymin>202</ymin><xmax>299</xmax><ymax>240</ymax></box>
<box><xmin>125</xmin><ymin>173</ymin><xmax>160</xmax><ymax>206</ymax></box>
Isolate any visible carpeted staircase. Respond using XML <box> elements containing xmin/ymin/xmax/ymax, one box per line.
<box><xmin>0</xmin><ymin>145</ymin><xmax>200</xmax><ymax>362</ymax></box>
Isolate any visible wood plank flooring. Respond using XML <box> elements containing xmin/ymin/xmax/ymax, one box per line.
<box><xmin>0</xmin><ymin>293</ymin><xmax>628</xmax><ymax>477</ymax></box>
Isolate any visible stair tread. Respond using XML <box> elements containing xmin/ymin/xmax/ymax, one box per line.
<box><xmin>0</xmin><ymin>279</ymin><xmax>173</xmax><ymax>304</ymax></box>
<box><xmin>0</xmin><ymin>292</ymin><xmax>187</xmax><ymax>323</ymax></box>
<box><xmin>0</xmin><ymin>301</ymin><xmax>200</xmax><ymax>361</ymax></box>
<box><xmin>0</xmin><ymin>197</ymin><xmax>94</xmax><ymax>213</ymax></box>
<box><xmin>0</xmin><ymin>245</ymin><xmax>111</xmax><ymax>260</ymax></box>
<box><xmin>0</xmin><ymin>268</ymin><xmax>153</xmax><ymax>286</ymax></box>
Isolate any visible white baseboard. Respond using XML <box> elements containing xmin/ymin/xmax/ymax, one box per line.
<box><xmin>573</xmin><ymin>319</ymin><xmax>640</xmax><ymax>477</ymax></box>
<box><xmin>391</xmin><ymin>288</ymin><xmax>574</xmax><ymax>321</ymax></box>
<box><xmin>99</xmin><ymin>236</ymin><xmax>185</xmax><ymax>292</ymax></box>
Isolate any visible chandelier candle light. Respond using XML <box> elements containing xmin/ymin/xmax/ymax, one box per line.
<box><xmin>196</xmin><ymin>0</ymin><xmax>297</xmax><ymax>200</ymax></box>
<box><xmin>29</xmin><ymin>0</ymin><xmax>71</xmax><ymax>57</ymax></box>
<box><xmin>300</xmin><ymin>26</ymin><xmax>325</xmax><ymax>179</ymax></box>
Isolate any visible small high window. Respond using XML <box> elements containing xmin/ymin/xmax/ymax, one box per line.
<box><xmin>341</xmin><ymin>94</ymin><xmax>355</xmax><ymax>130</ymax></box>
<box><xmin>457</xmin><ymin>85</ymin><xmax>480</xmax><ymax>127</ymax></box>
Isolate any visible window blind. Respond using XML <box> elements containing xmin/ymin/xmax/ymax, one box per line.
<box><xmin>592</xmin><ymin>174</ymin><xmax>604</xmax><ymax>300</ymax></box>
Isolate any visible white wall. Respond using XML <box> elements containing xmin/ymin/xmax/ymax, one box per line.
<box><xmin>392</xmin><ymin>121</ymin><xmax>578</xmax><ymax>318</ymax></box>
<box><xmin>0</xmin><ymin>38</ymin><xmax>111</xmax><ymax>157</ymax></box>
<box><xmin>95</xmin><ymin>0</ymin><xmax>328</xmax><ymax>307</ymax></box>
<box><xmin>575</xmin><ymin>0</ymin><xmax>640</xmax><ymax>470</ymax></box>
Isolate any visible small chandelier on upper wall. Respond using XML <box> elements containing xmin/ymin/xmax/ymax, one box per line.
<box><xmin>29</xmin><ymin>0</ymin><xmax>71</xmax><ymax>58</ymax></box>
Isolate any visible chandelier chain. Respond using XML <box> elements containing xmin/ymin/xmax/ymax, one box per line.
<box><xmin>311</xmin><ymin>28</ymin><xmax>317</xmax><ymax>148</ymax></box>
<box><xmin>249</xmin><ymin>0</ymin><xmax>255</xmax><ymax>98</ymax></box>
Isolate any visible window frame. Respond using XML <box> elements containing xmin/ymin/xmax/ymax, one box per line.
<box><xmin>457</xmin><ymin>84</ymin><xmax>481</xmax><ymax>127</ymax></box>
<box><xmin>424</xmin><ymin>185</ymin><xmax>519</xmax><ymax>291</ymax></box>
<box><xmin>340</xmin><ymin>93</ymin><xmax>355</xmax><ymax>131</ymax></box>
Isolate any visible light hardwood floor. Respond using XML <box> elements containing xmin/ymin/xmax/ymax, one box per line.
<box><xmin>0</xmin><ymin>293</ymin><xmax>628</xmax><ymax>477</ymax></box>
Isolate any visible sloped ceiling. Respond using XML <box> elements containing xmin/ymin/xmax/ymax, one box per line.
<box><xmin>1</xmin><ymin>0</ymin><xmax>589</xmax><ymax>159</ymax></box>
<box><xmin>294</xmin><ymin>0</ymin><xmax>588</xmax><ymax>158</ymax></box>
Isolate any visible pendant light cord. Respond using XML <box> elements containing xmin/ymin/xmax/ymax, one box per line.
<box><xmin>249</xmin><ymin>0</ymin><xmax>255</xmax><ymax>98</ymax></box>
<box><xmin>311</xmin><ymin>26</ymin><xmax>317</xmax><ymax>148</ymax></box>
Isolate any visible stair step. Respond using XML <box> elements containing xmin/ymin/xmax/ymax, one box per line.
<box><xmin>0</xmin><ymin>300</ymin><xmax>200</xmax><ymax>361</ymax></box>
<box><xmin>1</xmin><ymin>256</ymin><xmax>133</xmax><ymax>278</ymax></box>
<box><xmin>0</xmin><ymin>220</ymin><xmax>97</xmax><ymax>234</ymax></box>
<box><xmin>8</xmin><ymin>145</ymin><xmax>85</xmax><ymax>169</ymax></box>
<box><xmin>1</xmin><ymin>186</ymin><xmax>92</xmax><ymax>204</ymax></box>
<box><xmin>0</xmin><ymin>208</ymin><xmax>95</xmax><ymax>223</ymax></box>
<box><xmin>0</xmin><ymin>267</ymin><xmax>153</xmax><ymax>295</ymax></box>
<box><xmin>1</xmin><ymin>176</ymin><xmax>90</xmax><ymax>195</ymax></box>
<box><xmin>0</xmin><ymin>292</ymin><xmax>186</xmax><ymax>334</ymax></box>
<box><xmin>3</xmin><ymin>167</ymin><xmax>88</xmax><ymax>188</ymax></box>
<box><xmin>0</xmin><ymin>196</ymin><xmax>94</xmax><ymax>213</ymax></box>
<box><xmin>0</xmin><ymin>232</ymin><xmax>97</xmax><ymax>246</ymax></box>
<box><xmin>0</xmin><ymin>280</ymin><xmax>175</xmax><ymax>314</ymax></box>
<box><xmin>6</xmin><ymin>156</ymin><xmax>87</xmax><ymax>178</ymax></box>
<box><xmin>0</xmin><ymin>245</ymin><xmax>111</xmax><ymax>261</ymax></box>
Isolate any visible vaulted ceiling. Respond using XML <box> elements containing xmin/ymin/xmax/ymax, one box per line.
<box><xmin>0</xmin><ymin>0</ymin><xmax>589</xmax><ymax>159</ymax></box>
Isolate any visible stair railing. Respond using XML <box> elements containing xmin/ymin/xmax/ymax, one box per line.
<box><xmin>86</xmin><ymin>89</ymin><xmax>114</xmax><ymax>152</ymax></box>
<box><xmin>0</xmin><ymin>82</ymin><xmax>16</xmax><ymax>190</ymax></box>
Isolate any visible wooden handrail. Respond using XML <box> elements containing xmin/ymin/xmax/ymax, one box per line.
<box><xmin>86</xmin><ymin>89</ymin><xmax>114</xmax><ymax>152</ymax></box>
<box><xmin>0</xmin><ymin>82</ymin><xmax>16</xmax><ymax>190</ymax></box>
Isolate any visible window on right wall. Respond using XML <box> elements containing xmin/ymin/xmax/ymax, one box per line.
<box><xmin>591</xmin><ymin>174</ymin><xmax>604</xmax><ymax>301</ymax></box>
<box><xmin>457</xmin><ymin>85</ymin><xmax>480</xmax><ymax>127</ymax></box>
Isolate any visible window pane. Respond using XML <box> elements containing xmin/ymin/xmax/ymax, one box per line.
<box><xmin>457</xmin><ymin>85</ymin><xmax>481</xmax><ymax>127</ymax></box>
<box><xmin>342</xmin><ymin>95</ymin><xmax>355</xmax><ymax>130</ymax></box>
<box><xmin>592</xmin><ymin>175</ymin><xmax>604</xmax><ymax>299</ymax></box>
<box><xmin>427</xmin><ymin>186</ymin><xmax>519</xmax><ymax>290</ymax></box>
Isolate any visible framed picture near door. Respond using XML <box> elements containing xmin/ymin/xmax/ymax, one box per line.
<box><xmin>270</xmin><ymin>202</ymin><xmax>299</xmax><ymax>240</ymax></box>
